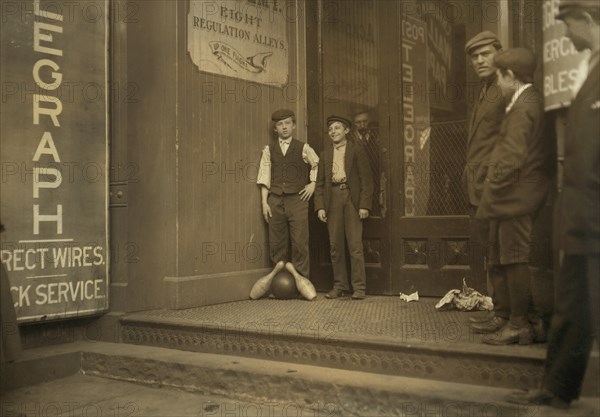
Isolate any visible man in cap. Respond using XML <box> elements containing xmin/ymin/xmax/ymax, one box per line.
<box><xmin>507</xmin><ymin>0</ymin><xmax>599</xmax><ymax>408</ymax></box>
<box><xmin>463</xmin><ymin>31</ymin><xmax>509</xmax><ymax>335</ymax></box>
<box><xmin>315</xmin><ymin>116</ymin><xmax>373</xmax><ymax>300</ymax></box>
<box><xmin>476</xmin><ymin>48</ymin><xmax>553</xmax><ymax>345</ymax></box>
<box><xmin>254</xmin><ymin>109</ymin><xmax>319</xmax><ymax>299</ymax></box>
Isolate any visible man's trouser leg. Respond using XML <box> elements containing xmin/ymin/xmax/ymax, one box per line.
<box><xmin>469</xmin><ymin>206</ymin><xmax>492</xmax><ymax>294</ymax></box>
<box><xmin>287</xmin><ymin>194</ymin><xmax>310</xmax><ymax>277</ymax></box>
<box><xmin>544</xmin><ymin>255</ymin><xmax>594</xmax><ymax>401</ymax></box>
<box><xmin>343</xmin><ymin>195</ymin><xmax>366</xmax><ymax>292</ymax></box>
<box><xmin>488</xmin><ymin>219</ymin><xmax>510</xmax><ymax>319</ymax></box>
<box><xmin>327</xmin><ymin>187</ymin><xmax>350</xmax><ymax>291</ymax></box>
<box><xmin>505</xmin><ymin>263</ymin><xmax>532</xmax><ymax>326</ymax></box>
<box><xmin>268</xmin><ymin>194</ymin><xmax>289</xmax><ymax>265</ymax></box>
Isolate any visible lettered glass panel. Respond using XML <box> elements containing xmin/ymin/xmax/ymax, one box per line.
<box><xmin>400</xmin><ymin>0</ymin><xmax>469</xmax><ymax>216</ymax></box>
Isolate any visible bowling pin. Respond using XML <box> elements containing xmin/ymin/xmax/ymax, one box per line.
<box><xmin>285</xmin><ymin>262</ymin><xmax>317</xmax><ymax>301</ymax></box>
<box><xmin>250</xmin><ymin>261</ymin><xmax>284</xmax><ymax>299</ymax></box>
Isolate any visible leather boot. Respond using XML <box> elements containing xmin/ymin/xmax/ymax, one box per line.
<box><xmin>471</xmin><ymin>316</ymin><xmax>507</xmax><ymax>333</ymax></box>
<box><xmin>483</xmin><ymin>322</ymin><xmax>534</xmax><ymax>345</ymax></box>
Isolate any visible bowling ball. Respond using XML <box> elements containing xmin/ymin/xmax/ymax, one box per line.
<box><xmin>270</xmin><ymin>271</ymin><xmax>299</xmax><ymax>299</ymax></box>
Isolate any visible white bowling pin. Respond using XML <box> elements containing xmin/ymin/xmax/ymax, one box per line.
<box><xmin>250</xmin><ymin>261</ymin><xmax>284</xmax><ymax>299</ymax></box>
<box><xmin>285</xmin><ymin>262</ymin><xmax>317</xmax><ymax>301</ymax></box>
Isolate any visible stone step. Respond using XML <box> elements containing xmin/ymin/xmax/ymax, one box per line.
<box><xmin>120</xmin><ymin>311</ymin><xmax>599</xmax><ymax>395</ymax></box>
<box><xmin>119</xmin><ymin>297</ymin><xmax>599</xmax><ymax>395</ymax></box>
<box><xmin>5</xmin><ymin>341</ymin><xmax>599</xmax><ymax>417</ymax></box>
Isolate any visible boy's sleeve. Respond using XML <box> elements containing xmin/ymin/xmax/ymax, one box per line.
<box><xmin>256</xmin><ymin>146</ymin><xmax>271</xmax><ymax>189</ymax></box>
<box><xmin>303</xmin><ymin>143</ymin><xmax>319</xmax><ymax>182</ymax></box>
<box><xmin>486</xmin><ymin>109</ymin><xmax>532</xmax><ymax>191</ymax></box>
<box><xmin>314</xmin><ymin>155</ymin><xmax>325</xmax><ymax>212</ymax></box>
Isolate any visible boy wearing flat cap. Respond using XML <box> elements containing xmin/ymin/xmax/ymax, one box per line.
<box><xmin>476</xmin><ymin>48</ymin><xmax>553</xmax><ymax>346</ymax></box>
<box><xmin>254</xmin><ymin>109</ymin><xmax>319</xmax><ymax>299</ymax></box>
<box><xmin>507</xmin><ymin>0</ymin><xmax>600</xmax><ymax>409</ymax></box>
<box><xmin>315</xmin><ymin>116</ymin><xmax>373</xmax><ymax>300</ymax></box>
<box><xmin>463</xmin><ymin>31</ymin><xmax>509</xmax><ymax>335</ymax></box>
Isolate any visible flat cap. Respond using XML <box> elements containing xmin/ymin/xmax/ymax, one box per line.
<box><xmin>494</xmin><ymin>48</ymin><xmax>536</xmax><ymax>83</ymax></box>
<box><xmin>556</xmin><ymin>0</ymin><xmax>600</xmax><ymax>19</ymax></box>
<box><xmin>271</xmin><ymin>109</ymin><xmax>295</xmax><ymax>122</ymax></box>
<box><xmin>465</xmin><ymin>31</ymin><xmax>501</xmax><ymax>54</ymax></box>
<box><xmin>326</xmin><ymin>115</ymin><xmax>351</xmax><ymax>128</ymax></box>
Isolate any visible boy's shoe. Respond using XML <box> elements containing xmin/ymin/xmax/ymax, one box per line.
<box><xmin>471</xmin><ymin>316</ymin><xmax>508</xmax><ymax>333</ymax></box>
<box><xmin>325</xmin><ymin>289</ymin><xmax>346</xmax><ymax>299</ymax></box>
<box><xmin>351</xmin><ymin>290</ymin><xmax>366</xmax><ymax>300</ymax></box>
<box><xmin>482</xmin><ymin>323</ymin><xmax>534</xmax><ymax>345</ymax></box>
<box><xmin>469</xmin><ymin>311</ymin><xmax>495</xmax><ymax>323</ymax></box>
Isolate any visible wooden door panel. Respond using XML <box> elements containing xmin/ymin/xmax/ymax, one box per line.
<box><xmin>392</xmin><ymin>217</ymin><xmax>485</xmax><ymax>297</ymax></box>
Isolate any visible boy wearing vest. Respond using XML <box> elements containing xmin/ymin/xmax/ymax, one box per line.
<box><xmin>252</xmin><ymin>109</ymin><xmax>319</xmax><ymax>300</ymax></box>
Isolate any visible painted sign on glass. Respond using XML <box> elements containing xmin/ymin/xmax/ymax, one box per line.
<box><xmin>0</xmin><ymin>0</ymin><xmax>109</xmax><ymax>322</ymax></box>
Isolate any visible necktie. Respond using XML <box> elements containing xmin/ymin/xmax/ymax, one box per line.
<box><xmin>280</xmin><ymin>140</ymin><xmax>289</xmax><ymax>156</ymax></box>
<box><xmin>479</xmin><ymin>85</ymin><xmax>486</xmax><ymax>102</ymax></box>
<box><xmin>470</xmin><ymin>85</ymin><xmax>486</xmax><ymax>126</ymax></box>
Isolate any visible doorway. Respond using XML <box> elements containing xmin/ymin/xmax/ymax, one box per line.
<box><xmin>307</xmin><ymin>0</ymin><xmax>488</xmax><ymax>296</ymax></box>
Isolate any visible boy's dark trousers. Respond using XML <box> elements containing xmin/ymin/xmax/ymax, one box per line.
<box><xmin>326</xmin><ymin>186</ymin><xmax>365</xmax><ymax>292</ymax></box>
<box><xmin>267</xmin><ymin>193</ymin><xmax>309</xmax><ymax>277</ymax></box>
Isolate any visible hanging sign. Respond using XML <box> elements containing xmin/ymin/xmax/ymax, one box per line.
<box><xmin>188</xmin><ymin>0</ymin><xmax>289</xmax><ymax>86</ymax></box>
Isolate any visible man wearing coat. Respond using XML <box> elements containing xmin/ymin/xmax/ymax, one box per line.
<box><xmin>476</xmin><ymin>48</ymin><xmax>553</xmax><ymax>345</ymax></box>
<box><xmin>462</xmin><ymin>32</ymin><xmax>510</xmax><ymax>335</ymax></box>
<box><xmin>315</xmin><ymin>116</ymin><xmax>373</xmax><ymax>300</ymax></box>
<box><xmin>507</xmin><ymin>0</ymin><xmax>600</xmax><ymax>408</ymax></box>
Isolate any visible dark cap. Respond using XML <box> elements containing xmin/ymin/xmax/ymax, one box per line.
<box><xmin>556</xmin><ymin>0</ymin><xmax>600</xmax><ymax>19</ymax></box>
<box><xmin>271</xmin><ymin>109</ymin><xmax>295</xmax><ymax>122</ymax></box>
<box><xmin>326</xmin><ymin>115</ymin><xmax>351</xmax><ymax>128</ymax></box>
<box><xmin>465</xmin><ymin>31</ymin><xmax>501</xmax><ymax>54</ymax></box>
<box><xmin>494</xmin><ymin>48</ymin><xmax>536</xmax><ymax>83</ymax></box>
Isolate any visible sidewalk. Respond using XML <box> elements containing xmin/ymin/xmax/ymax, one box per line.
<box><xmin>2</xmin><ymin>364</ymin><xmax>599</xmax><ymax>417</ymax></box>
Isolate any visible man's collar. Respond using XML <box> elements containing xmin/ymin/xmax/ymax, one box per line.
<box><xmin>483</xmin><ymin>73</ymin><xmax>497</xmax><ymax>87</ymax></box>
<box><xmin>279</xmin><ymin>138</ymin><xmax>292</xmax><ymax>144</ymax></box>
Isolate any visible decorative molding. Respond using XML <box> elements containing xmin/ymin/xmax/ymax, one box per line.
<box><xmin>403</xmin><ymin>239</ymin><xmax>428</xmax><ymax>265</ymax></box>
<box><xmin>121</xmin><ymin>322</ymin><xmax>543</xmax><ymax>390</ymax></box>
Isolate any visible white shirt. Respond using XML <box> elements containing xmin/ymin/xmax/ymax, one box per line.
<box><xmin>256</xmin><ymin>139</ymin><xmax>319</xmax><ymax>189</ymax></box>
<box><xmin>332</xmin><ymin>142</ymin><xmax>347</xmax><ymax>183</ymax></box>
<box><xmin>506</xmin><ymin>83</ymin><xmax>532</xmax><ymax>113</ymax></box>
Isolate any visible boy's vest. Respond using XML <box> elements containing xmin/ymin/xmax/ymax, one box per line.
<box><xmin>269</xmin><ymin>138</ymin><xmax>309</xmax><ymax>195</ymax></box>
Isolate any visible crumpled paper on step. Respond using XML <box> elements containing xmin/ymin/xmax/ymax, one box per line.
<box><xmin>435</xmin><ymin>278</ymin><xmax>493</xmax><ymax>311</ymax></box>
<box><xmin>399</xmin><ymin>291</ymin><xmax>419</xmax><ymax>302</ymax></box>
